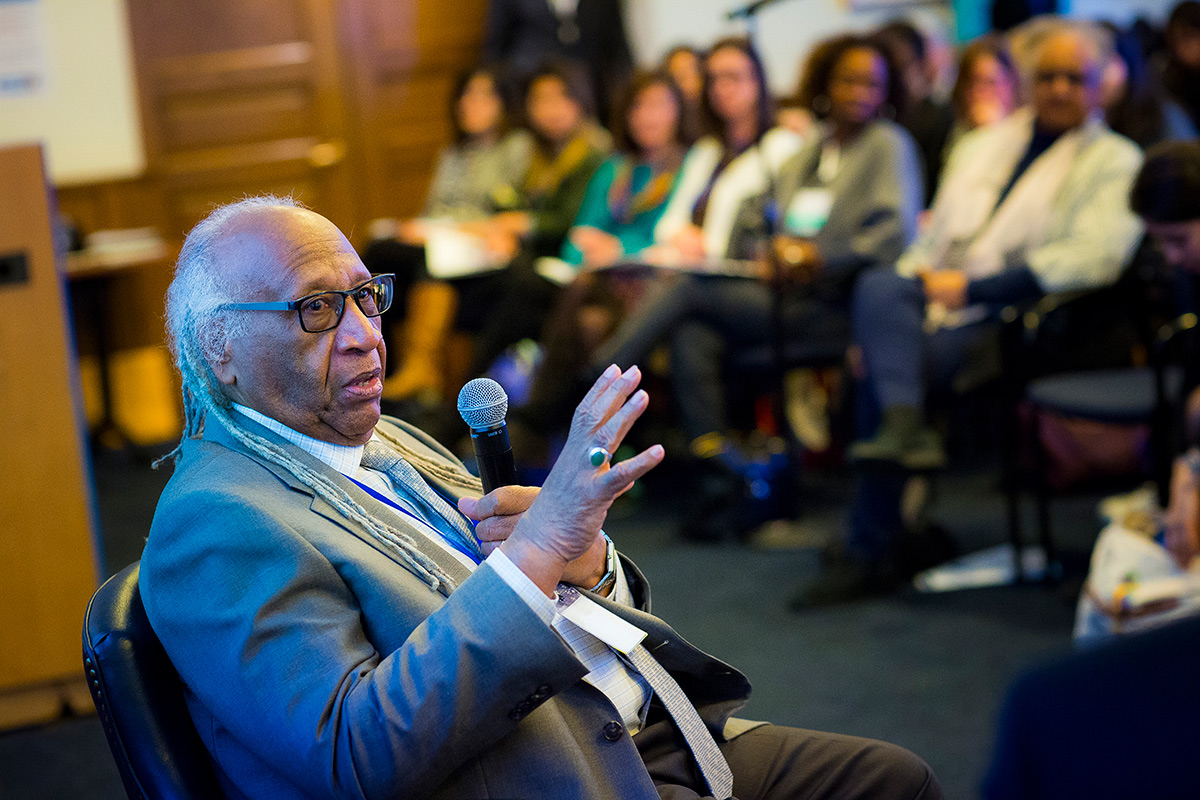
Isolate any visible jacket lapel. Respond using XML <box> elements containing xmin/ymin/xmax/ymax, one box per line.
<box><xmin>202</xmin><ymin>413</ymin><xmax>472</xmax><ymax>593</ymax></box>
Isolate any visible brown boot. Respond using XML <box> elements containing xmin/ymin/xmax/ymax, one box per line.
<box><xmin>382</xmin><ymin>281</ymin><xmax>458</xmax><ymax>402</ymax></box>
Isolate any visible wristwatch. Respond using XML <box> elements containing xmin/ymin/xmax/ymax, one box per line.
<box><xmin>586</xmin><ymin>533</ymin><xmax>618</xmax><ymax>596</ymax></box>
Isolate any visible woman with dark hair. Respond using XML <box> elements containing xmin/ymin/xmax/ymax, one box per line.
<box><xmin>945</xmin><ymin>36</ymin><xmax>1020</xmax><ymax>155</ymax></box>
<box><xmin>1103</xmin><ymin>23</ymin><xmax>1197</xmax><ymax>150</ymax></box>
<box><xmin>364</xmin><ymin>65</ymin><xmax>532</xmax><ymax>402</ymax></box>
<box><xmin>462</xmin><ymin>58</ymin><xmax>612</xmax><ymax>379</ymax></box>
<box><xmin>1162</xmin><ymin>1</ymin><xmax>1200</xmax><ymax>130</ymax></box>
<box><xmin>648</xmin><ymin>37</ymin><xmax>802</xmax><ymax>268</ymax></box>
<box><xmin>661</xmin><ymin>44</ymin><xmax>705</xmax><ymax>135</ymax></box>
<box><xmin>510</xmin><ymin>70</ymin><xmax>692</xmax><ymax>447</ymax></box>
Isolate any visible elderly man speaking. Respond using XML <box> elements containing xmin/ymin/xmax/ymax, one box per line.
<box><xmin>139</xmin><ymin>196</ymin><xmax>940</xmax><ymax>799</ymax></box>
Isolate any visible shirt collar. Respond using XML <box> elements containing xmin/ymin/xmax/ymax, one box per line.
<box><xmin>232</xmin><ymin>403</ymin><xmax>366</xmax><ymax>477</ymax></box>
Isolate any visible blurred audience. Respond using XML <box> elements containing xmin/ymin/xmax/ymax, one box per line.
<box><xmin>1161</xmin><ymin>0</ymin><xmax>1200</xmax><ymax>130</ymax></box>
<box><xmin>363</xmin><ymin>66</ymin><xmax>531</xmax><ymax>402</ymax></box>
<box><xmin>877</xmin><ymin>20</ymin><xmax>955</xmax><ymax>205</ymax></box>
<box><xmin>811</xmin><ymin>23</ymin><xmax>1145</xmax><ymax>605</ymax></box>
<box><xmin>1102</xmin><ymin>22</ymin><xmax>1198</xmax><ymax>149</ymax></box>
<box><xmin>367</xmin><ymin>60</ymin><xmax>609</xmax><ymax>405</ymax></box>
<box><xmin>483</xmin><ymin>0</ymin><xmax>633</xmax><ymax>118</ymax></box>
<box><xmin>588</xmin><ymin>37</ymin><xmax>803</xmax><ymax>374</ymax></box>
<box><xmin>664</xmin><ymin>33</ymin><xmax>922</xmax><ymax>542</ymax></box>
<box><xmin>465</xmin><ymin>60</ymin><xmax>612</xmax><ymax>377</ymax></box>
<box><xmin>511</xmin><ymin>70</ymin><xmax>691</xmax><ymax>453</ymax></box>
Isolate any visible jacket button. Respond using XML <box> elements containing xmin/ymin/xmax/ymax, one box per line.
<box><xmin>532</xmin><ymin>684</ymin><xmax>552</xmax><ymax>701</ymax></box>
<box><xmin>603</xmin><ymin>721</ymin><xmax>624</xmax><ymax>742</ymax></box>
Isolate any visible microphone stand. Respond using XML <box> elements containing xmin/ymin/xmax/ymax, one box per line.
<box><xmin>725</xmin><ymin>0</ymin><xmax>801</xmax><ymax>40</ymax></box>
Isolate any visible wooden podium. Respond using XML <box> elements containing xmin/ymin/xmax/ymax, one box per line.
<box><xmin>0</xmin><ymin>145</ymin><xmax>101</xmax><ymax>728</ymax></box>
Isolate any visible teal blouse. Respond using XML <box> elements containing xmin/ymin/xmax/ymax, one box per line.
<box><xmin>560</xmin><ymin>156</ymin><xmax>678</xmax><ymax>267</ymax></box>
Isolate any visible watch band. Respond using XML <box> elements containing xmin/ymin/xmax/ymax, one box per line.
<box><xmin>586</xmin><ymin>533</ymin><xmax>617</xmax><ymax>595</ymax></box>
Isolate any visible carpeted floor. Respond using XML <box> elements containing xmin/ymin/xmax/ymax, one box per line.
<box><xmin>0</xmin><ymin>443</ymin><xmax>1101</xmax><ymax>799</ymax></box>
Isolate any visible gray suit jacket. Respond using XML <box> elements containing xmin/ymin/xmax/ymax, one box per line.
<box><xmin>141</xmin><ymin>412</ymin><xmax>755</xmax><ymax>799</ymax></box>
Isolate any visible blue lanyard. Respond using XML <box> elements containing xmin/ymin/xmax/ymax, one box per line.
<box><xmin>348</xmin><ymin>476</ymin><xmax>481</xmax><ymax>565</ymax></box>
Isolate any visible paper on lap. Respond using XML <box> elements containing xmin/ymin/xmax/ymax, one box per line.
<box><xmin>424</xmin><ymin>220</ymin><xmax>508</xmax><ymax>279</ymax></box>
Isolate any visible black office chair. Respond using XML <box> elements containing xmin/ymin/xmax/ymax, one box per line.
<box><xmin>82</xmin><ymin>561</ymin><xmax>223</xmax><ymax>799</ymax></box>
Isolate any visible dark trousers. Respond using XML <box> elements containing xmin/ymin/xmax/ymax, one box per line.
<box><xmin>587</xmin><ymin>274</ymin><xmax>850</xmax><ymax>441</ymax></box>
<box><xmin>851</xmin><ymin>266</ymin><xmax>994</xmax><ymax>424</ymax></box>
<box><xmin>637</xmin><ymin>722</ymin><xmax>943</xmax><ymax>799</ymax></box>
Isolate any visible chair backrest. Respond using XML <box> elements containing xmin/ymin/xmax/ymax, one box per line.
<box><xmin>82</xmin><ymin>561</ymin><xmax>223</xmax><ymax>800</ymax></box>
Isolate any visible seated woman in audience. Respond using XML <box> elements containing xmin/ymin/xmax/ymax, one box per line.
<box><xmin>514</xmin><ymin>70</ymin><xmax>691</xmax><ymax>439</ymax></box>
<box><xmin>578</xmin><ymin>35</ymin><xmax>919</xmax><ymax>540</ymax></box>
<box><xmin>1161</xmin><ymin>1</ymin><xmax>1200</xmax><ymax>131</ymax></box>
<box><xmin>1102</xmin><ymin>23</ymin><xmax>1198</xmax><ymax>150</ymax></box>
<box><xmin>668</xmin><ymin>33</ymin><xmax>921</xmax><ymax>540</ymax></box>
<box><xmin>372</xmin><ymin>60</ymin><xmax>609</xmax><ymax>401</ymax></box>
<box><xmin>661</xmin><ymin>44</ymin><xmax>706</xmax><ymax>135</ymax></box>
<box><xmin>944</xmin><ymin>36</ymin><xmax>1020</xmax><ymax>160</ymax></box>
<box><xmin>363</xmin><ymin>65</ymin><xmax>530</xmax><ymax>401</ymax></box>
<box><xmin>462</xmin><ymin>60</ymin><xmax>612</xmax><ymax>379</ymax></box>
<box><xmin>586</xmin><ymin>36</ymin><xmax>803</xmax><ymax>374</ymax></box>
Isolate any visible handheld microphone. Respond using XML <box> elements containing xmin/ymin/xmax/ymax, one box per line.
<box><xmin>457</xmin><ymin>378</ymin><xmax>517</xmax><ymax>493</ymax></box>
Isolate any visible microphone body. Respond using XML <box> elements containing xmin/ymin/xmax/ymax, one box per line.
<box><xmin>468</xmin><ymin>423</ymin><xmax>517</xmax><ymax>493</ymax></box>
<box><xmin>457</xmin><ymin>378</ymin><xmax>518</xmax><ymax>493</ymax></box>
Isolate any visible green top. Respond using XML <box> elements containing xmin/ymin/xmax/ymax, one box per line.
<box><xmin>560</xmin><ymin>155</ymin><xmax>678</xmax><ymax>267</ymax></box>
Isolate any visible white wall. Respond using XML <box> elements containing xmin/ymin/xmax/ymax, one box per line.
<box><xmin>0</xmin><ymin>0</ymin><xmax>143</xmax><ymax>185</ymax></box>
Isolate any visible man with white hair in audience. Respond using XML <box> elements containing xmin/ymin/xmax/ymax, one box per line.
<box><xmin>138</xmin><ymin>196</ymin><xmax>943</xmax><ymax>798</ymax></box>
<box><xmin>799</xmin><ymin>21</ymin><xmax>1144</xmax><ymax>606</ymax></box>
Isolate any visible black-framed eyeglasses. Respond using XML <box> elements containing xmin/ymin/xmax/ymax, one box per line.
<box><xmin>220</xmin><ymin>274</ymin><xmax>394</xmax><ymax>333</ymax></box>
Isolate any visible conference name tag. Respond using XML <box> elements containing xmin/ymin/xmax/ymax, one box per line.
<box><xmin>560</xmin><ymin>595</ymin><xmax>647</xmax><ymax>655</ymax></box>
<box><xmin>784</xmin><ymin>188</ymin><xmax>834</xmax><ymax>238</ymax></box>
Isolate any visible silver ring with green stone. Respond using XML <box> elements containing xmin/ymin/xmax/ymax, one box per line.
<box><xmin>588</xmin><ymin>446</ymin><xmax>611</xmax><ymax>467</ymax></box>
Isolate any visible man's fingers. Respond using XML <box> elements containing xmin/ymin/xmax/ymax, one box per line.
<box><xmin>599</xmin><ymin>444</ymin><xmax>664</xmax><ymax>493</ymax></box>
<box><xmin>593</xmin><ymin>389</ymin><xmax>649</xmax><ymax>453</ymax></box>
<box><xmin>475</xmin><ymin>515</ymin><xmax>518</xmax><ymax>543</ymax></box>
<box><xmin>579</xmin><ymin>363</ymin><xmax>623</xmax><ymax>409</ymax></box>
<box><xmin>583</xmin><ymin>365</ymin><xmax>641</xmax><ymax>437</ymax></box>
<box><xmin>466</xmin><ymin>486</ymin><xmax>539</xmax><ymax>520</ymax></box>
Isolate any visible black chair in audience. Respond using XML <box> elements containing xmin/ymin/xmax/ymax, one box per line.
<box><xmin>82</xmin><ymin>561</ymin><xmax>223</xmax><ymax>800</ymax></box>
<box><xmin>1000</xmin><ymin>252</ymin><xmax>1199</xmax><ymax>581</ymax></box>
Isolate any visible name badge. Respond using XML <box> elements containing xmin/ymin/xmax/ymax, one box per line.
<box><xmin>560</xmin><ymin>594</ymin><xmax>647</xmax><ymax>655</ymax></box>
<box><xmin>784</xmin><ymin>188</ymin><xmax>834</xmax><ymax>237</ymax></box>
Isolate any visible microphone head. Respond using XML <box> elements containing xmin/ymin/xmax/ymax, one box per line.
<box><xmin>457</xmin><ymin>378</ymin><xmax>509</xmax><ymax>431</ymax></box>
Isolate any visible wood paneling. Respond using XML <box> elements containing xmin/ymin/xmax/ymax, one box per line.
<box><xmin>126</xmin><ymin>0</ymin><xmax>356</xmax><ymax>233</ymax></box>
<box><xmin>55</xmin><ymin>0</ymin><xmax>490</xmax><ymax>444</ymax></box>
<box><xmin>0</xmin><ymin>145</ymin><xmax>99</xmax><ymax>707</ymax></box>
<box><xmin>339</xmin><ymin>0</ymin><xmax>489</xmax><ymax>227</ymax></box>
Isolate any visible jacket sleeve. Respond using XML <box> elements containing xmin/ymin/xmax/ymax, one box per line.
<box><xmin>819</xmin><ymin>125</ymin><xmax>923</xmax><ymax>279</ymax></box>
<box><xmin>1025</xmin><ymin>137</ymin><xmax>1144</xmax><ymax>292</ymax></box>
<box><xmin>141</xmin><ymin>484</ymin><xmax>589</xmax><ymax>800</ymax></box>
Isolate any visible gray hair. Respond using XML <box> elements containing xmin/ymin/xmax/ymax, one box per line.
<box><xmin>1008</xmin><ymin>16</ymin><xmax>1115</xmax><ymax>90</ymax></box>
<box><xmin>159</xmin><ymin>195</ymin><xmax>465</xmax><ymax>592</ymax></box>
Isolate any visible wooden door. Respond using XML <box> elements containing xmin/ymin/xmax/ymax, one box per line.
<box><xmin>124</xmin><ymin>0</ymin><xmax>359</xmax><ymax>235</ymax></box>
<box><xmin>337</xmin><ymin>0</ymin><xmax>489</xmax><ymax>228</ymax></box>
